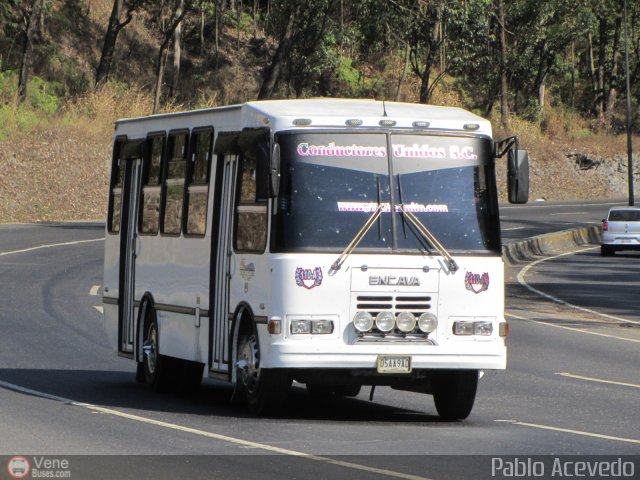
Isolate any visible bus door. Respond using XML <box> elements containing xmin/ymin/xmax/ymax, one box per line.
<box><xmin>210</xmin><ymin>153</ymin><xmax>238</xmax><ymax>373</ymax></box>
<box><xmin>118</xmin><ymin>141</ymin><xmax>144</xmax><ymax>355</ymax></box>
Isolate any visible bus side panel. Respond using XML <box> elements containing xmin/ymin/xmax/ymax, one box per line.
<box><xmin>229</xmin><ymin>252</ymin><xmax>271</xmax><ymax>359</ymax></box>
<box><xmin>134</xmin><ymin>235</ymin><xmax>211</xmax><ymax>364</ymax></box>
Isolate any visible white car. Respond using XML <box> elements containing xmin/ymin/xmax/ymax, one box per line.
<box><xmin>601</xmin><ymin>206</ymin><xmax>640</xmax><ymax>256</ymax></box>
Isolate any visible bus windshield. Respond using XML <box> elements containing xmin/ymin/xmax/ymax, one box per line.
<box><xmin>271</xmin><ymin>132</ymin><xmax>501</xmax><ymax>254</ymax></box>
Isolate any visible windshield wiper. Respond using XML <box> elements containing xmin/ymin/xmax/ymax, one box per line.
<box><xmin>400</xmin><ymin>207</ymin><xmax>459</xmax><ymax>273</ymax></box>
<box><xmin>329</xmin><ymin>203</ymin><xmax>384</xmax><ymax>275</ymax></box>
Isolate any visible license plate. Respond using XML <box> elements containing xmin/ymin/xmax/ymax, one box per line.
<box><xmin>377</xmin><ymin>355</ymin><xmax>412</xmax><ymax>374</ymax></box>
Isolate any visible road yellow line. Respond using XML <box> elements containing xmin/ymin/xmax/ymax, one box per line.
<box><xmin>555</xmin><ymin>372</ymin><xmax>640</xmax><ymax>390</ymax></box>
<box><xmin>506</xmin><ymin>312</ymin><xmax>640</xmax><ymax>344</ymax></box>
<box><xmin>515</xmin><ymin>247</ymin><xmax>640</xmax><ymax>326</ymax></box>
<box><xmin>495</xmin><ymin>419</ymin><xmax>640</xmax><ymax>445</ymax></box>
<box><xmin>0</xmin><ymin>379</ymin><xmax>430</xmax><ymax>480</ymax></box>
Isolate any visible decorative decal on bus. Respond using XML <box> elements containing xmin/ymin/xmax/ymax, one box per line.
<box><xmin>337</xmin><ymin>202</ymin><xmax>448</xmax><ymax>213</ymax></box>
<box><xmin>295</xmin><ymin>267</ymin><xmax>324</xmax><ymax>290</ymax></box>
<box><xmin>240</xmin><ymin>258</ymin><xmax>256</xmax><ymax>281</ymax></box>
<box><xmin>297</xmin><ymin>142</ymin><xmax>386</xmax><ymax>158</ymax></box>
<box><xmin>392</xmin><ymin>144</ymin><xmax>478</xmax><ymax>160</ymax></box>
<box><xmin>465</xmin><ymin>272</ymin><xmax>490</xmax><ymax>294</ymax></box>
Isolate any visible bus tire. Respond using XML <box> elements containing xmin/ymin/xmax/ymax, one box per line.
<box><xmin>142</xmin><ymin>308</ymin><xmax>171</xmax><ymax>391</ymax></box>
<box><xmin>237</xmin><ymin>329</ymin><xmax>291</xmax><ymax>415</ymax></box>
<box><xmin>432</xmin><ymin>370</ymin><xmax>478</xmax><ymax>420</ymax></box>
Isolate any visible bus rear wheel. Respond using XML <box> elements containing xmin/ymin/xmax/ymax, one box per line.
<box><xmin>141</xmin><ymin>309</ymin><xmax>172</xmax><ymax>390</ymax></box>
<box><xmin>237</xmin><ymin>330</ymin><xmax>291</xmax><ymax>415</ymax></box>
<box><xmin>432</xmin><ymin>370</ymin><xmax>478</xmax><ymax>420</ymax></box>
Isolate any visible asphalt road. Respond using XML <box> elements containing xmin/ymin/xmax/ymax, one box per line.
<box><xmin>499</xmin><ymin>198</ymin><xmax>630</xmax><ymax>242</ymax></box>
<box><xmin>0</xmin><ymin>210</ymin><xmax>639</xmax><ymax>479</ymax></box>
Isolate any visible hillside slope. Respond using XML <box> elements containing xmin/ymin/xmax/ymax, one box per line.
<box><xmin>0</xmin><ymin>1</ymin><xmax>638</xmax><ymax>223</ymax></box>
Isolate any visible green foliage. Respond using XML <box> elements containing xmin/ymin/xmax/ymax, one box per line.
<box><xmin>0</xmin><ymin>70</ymin><xmax>18</xmax><ymax>103</ymax></box>
<box><xmin>0</xmin><ymin>104</ymin><xmax>47</xmax><ymax>141</ymax></box>
<box><xmin>0</xmin><ymin>73</ymin><xmax>61</xmax><ymax>140</ymax></box>
<box><xmin>335</xmin><ymin>57</ymin><xmax>364</xmax><ymax>97</ymax></box>
<box><xmin>28</xmin><ymin>76</ymin><xmax>61</xmax><ymax>114</ymax></box>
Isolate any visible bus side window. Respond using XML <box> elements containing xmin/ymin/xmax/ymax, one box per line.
<box><xmin>185</xmin><ymin>129</ymin><xmax>213</xmax><ymax>236</ymax></box>
<box><xmin>108</xmin><ymin>138</ymin><xmax>126</xmax><ymax>233</ymax></box>
<box><xmin>161</xmin><ymin>132</ymin><xmax>188</xmax><ymax>235</ymax></box>
<box><xmin>235</xmin><ymin>151</ymin><xmax>267</xmax><ymax>252</ymax></box>
<box><xmin>140</xmin><ymin>135</ymin><xmax>165</xmax><ymax>235</ymax></box>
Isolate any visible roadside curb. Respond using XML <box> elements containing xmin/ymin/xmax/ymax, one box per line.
<box><xmin>502</xmin><ymin>226</ymin><xmax>601</xmax><ymax>265</ymax></box>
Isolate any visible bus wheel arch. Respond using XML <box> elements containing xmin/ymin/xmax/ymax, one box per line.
<box><xmin>231</xmin><ymin>304</ymin><xmax>291</xmax><ymax>415</ymax></box>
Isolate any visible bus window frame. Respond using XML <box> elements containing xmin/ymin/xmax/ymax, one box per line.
<box><xmin>107</xmin><ymin>135</ymin><xmax>128</xmax><ymax>235</ymax></box>
<box><xmin>160</xmin><ymin>128</ymin><xmax>190</xmax><ymax>237</ymax></box>
<box><xmin>138</xmin><ymin>131</ymin><xmax>166</xmax><ymax>237</ymax></box>
<box><xmin>183</xmin><ymin>126</ymin><xmax>214</xmax><ymax>238</ymax></box>
<box><xmin>233</xmin><ymin>149</ymin><xmax>269</xmax><ymax>254</ymax></box>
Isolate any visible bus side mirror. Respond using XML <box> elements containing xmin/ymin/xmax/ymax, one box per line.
<box><xmin>270</xmin><ymin>143</ymin><xmax>281</xmax><ymax>197</ymax></box>
<box><xmin>507</xmin><ymin>148</ymin><xmax>529</xmax><ymax>204</ymax></box>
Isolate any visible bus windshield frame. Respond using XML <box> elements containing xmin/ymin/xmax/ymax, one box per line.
<box><xmin>270</xmin><ymin>130</ymin><xmax>501</xmax><ymax>255</ymax></box>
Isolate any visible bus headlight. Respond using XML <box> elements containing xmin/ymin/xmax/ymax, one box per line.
<box><xmin>291</xmin><ymin>319</ymin><xmax>311</xmax><ymax>334</ymax></box>
<box><xmin>291</xmin><ymin>319</ymin><xmax>334</xmax><ymax>334</ymax></box>
<box><xmin>396</xmin><ymin>312</ymin><xmax>416</xmax><ymax>333</ymax></box>
<box><xmin>418</xmin><ymin>313</ymin><xmax>437</xmax><ymax>333</ymax></box>
<box><xmin>474</xmin><ymin>321</ymin><xmax>493</xmax><ymax>336</ymax></box>
<box><xmin>375</xmin><ymin>311</ymin><xmax>395</xmax><ymax>332</ymax></box>
<box><xmin>312</xmin><ymin>319</ymin><xmax>334</xmax><ymax>334</ymax></box>
<box><xmin>353</xmin><ymin>312</ymin><xmax>373</xmax><ymax>332</ymax></box>
<box><xmin>453</xmin><ymin>321</ymin><xmax>474</xmax><ymax>335</ymax></box>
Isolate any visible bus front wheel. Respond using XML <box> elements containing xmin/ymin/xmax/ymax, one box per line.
<box><xmin>236</xmin><ymin>329</ymin><xmax>291</xmax><ymax>415</ymax></box>
<box><xmin>432</xmin><ymin>370</ymin><xmax>478</xmax><ymax>420</ymax></box>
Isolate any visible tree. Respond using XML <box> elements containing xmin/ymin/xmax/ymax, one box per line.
<box><xmin>95</xmin><ymin>0</ymin><xmax>144</xmax><ymax>87</ymax></box>
<box><xmin>496</xmin><ymin>0</ymin><xmax>510</xmax><ymax>131</ymax></box>
<box><xmin>257</xmin><ymin>1</ymin><xmax>299</xmax><ymax>100</ymax></box>
<box><xmin>15</xmin><ymin>0</ymin><xmax>44</xmax><ymax>104</ymax></box>
<box><xmin>170</xmin><ymin>0</ymin><xmax>186</xmax><ymax>99</ymax></box>
<box><xmin>153</xmin><ymin>0</ymin><xmax>192</xmax><ymax>113</ymax></box>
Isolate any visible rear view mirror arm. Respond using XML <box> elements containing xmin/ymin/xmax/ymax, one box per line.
<box><xmin>494</xmin><ymin>135</ymin><xmax>519</xmax><ymax>158</ymax></box>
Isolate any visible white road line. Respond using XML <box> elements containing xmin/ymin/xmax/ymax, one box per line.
<box><xmin>0</xmin><ymin>238</ymin><xmax>104</xmax><ymax>257</ymax></box>
<box><xmin>89</xmin><ymin>285</ymin><xmax>100</xmax><ymax>296</ymax></box>
<box><xmin>506</xmin><ymin>312</ymin><xmax>640</xmax><ymax>344</ymax></box>
<box><xmin>0</xmin><ymin>379</ymin><xmax>431</xmax><ymax>480</ymax></box>
<box><xmin>94</xmin><ymin>306</ymin><xmax>104</xmax><ymax>314</ymax></box>
<box><xmin>516</xmin><ymin>247</ymin><xmax>640</xmax><ymax>325</ymax></box>
<box><xmin>495</xmin><ymin>419</ymin><xmax>640</xmax><ymax>445</ymax></box>
<box><xmin>502</xmin><ymin>227</ymin><xmax>526</xmax><ymax>231</ymax></box>
<box><xmin>555</xmin><ymin>372</ymin><xmax>640</xmax><ymax>390</ymax></box>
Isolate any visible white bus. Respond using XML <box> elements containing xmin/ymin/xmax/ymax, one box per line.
<box><xmin>102</xmin><ymin>99</ymin><xmax>528</xmax><ymax>419</ymax></box>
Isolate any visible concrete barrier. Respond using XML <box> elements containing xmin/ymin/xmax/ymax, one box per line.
<box><xmin>502</xmin><ymin>225</ymin><xmax>602</xmax><ymax>265</ymax></box>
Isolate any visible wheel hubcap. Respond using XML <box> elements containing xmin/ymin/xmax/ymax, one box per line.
<box><xmin>238</xmin><ymin>334</ymin><xmax>260</xmax><ymax>395</ymax></box>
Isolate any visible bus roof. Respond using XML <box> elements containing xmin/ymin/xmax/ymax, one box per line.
<box><xmin>115</xmin><ymin>98</ymin><xmax>492</xmax><ymax>137</ymax></box>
